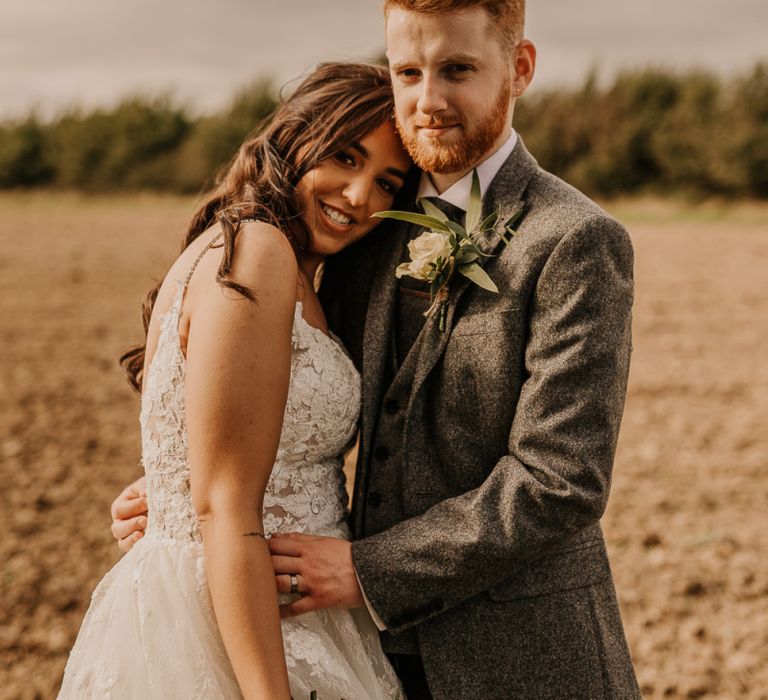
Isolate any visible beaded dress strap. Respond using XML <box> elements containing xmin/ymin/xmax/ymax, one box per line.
<box><xmin>184</xmin><ymin>231</ymin><xmax>225</xmax><ymax>288</ymax></box>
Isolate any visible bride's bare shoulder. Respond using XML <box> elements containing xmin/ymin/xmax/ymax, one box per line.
<box><xmin>147</xmin><ymin>222</ymin><xmax>298</xmax><ymax>352</ymax></box>
<box><xmin>231</xmin><ymin>220</ymin><xmax>298</xmax><ymax>290</ymax></box>
<box><xmin>162</xmin><ymin>221</ymin><xmax>297</xmax><ymax>300</ymax></box>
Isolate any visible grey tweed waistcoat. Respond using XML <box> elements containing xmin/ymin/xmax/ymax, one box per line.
<box><xmin>365</xmin><ymin>256</ymin><xmax>431</xmax><ymax>654</ymax></box>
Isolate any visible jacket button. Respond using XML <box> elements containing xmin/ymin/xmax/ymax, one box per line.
<box><xmin>384</xmin><ymin>399</ymin><xmax>400</xmax><ymax>415</ymax></box>
<box><xmin>368</xmin><ymin>491</ymin><xmax>382</xmax><ymax>508</ymax></box>
<box><xmin>374</xmin><ymin>445</ymin><xmax>390</xmax><ymax>461</ymax></box>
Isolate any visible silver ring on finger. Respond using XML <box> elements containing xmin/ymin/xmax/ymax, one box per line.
<box><xmin>289</xmin><ymin>574</ymin><xmax>300</xmax><ymax>595</ymax></box>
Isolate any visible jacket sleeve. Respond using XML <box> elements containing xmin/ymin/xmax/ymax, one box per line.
<box><xmin>351</xmin><ymin>214</ymin><xmax>634</xmax><ymax>633</ymax></box>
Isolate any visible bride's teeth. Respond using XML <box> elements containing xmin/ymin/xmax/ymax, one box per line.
<box><xmin>322</xmin><ymin>204</ymin><xmax>352</xmax><ymax>226</ymax></box>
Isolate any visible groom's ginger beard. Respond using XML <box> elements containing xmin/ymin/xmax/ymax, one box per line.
<box><xmin>395</xmin><ymin>79</ymin><xmax>512</xmax><ymax>175</ymax></box>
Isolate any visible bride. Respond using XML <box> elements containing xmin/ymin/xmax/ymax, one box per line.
<box><xmin>58</xmin><ymin>62</ymin><xmax>411</xmax><ymax>699</ymax></box>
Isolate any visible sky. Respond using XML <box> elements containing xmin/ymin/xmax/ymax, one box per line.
<box><xmin>2</xmin><ymin>0</ymin><xmax>767</xmax><ymax>120</ymax></box>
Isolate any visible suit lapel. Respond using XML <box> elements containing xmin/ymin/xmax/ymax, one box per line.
<box><xmin>410</xmin><ymin>140</ymin><xmax>538</xmax><ymax>398</ymax></box>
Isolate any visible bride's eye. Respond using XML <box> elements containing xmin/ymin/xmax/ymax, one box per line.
<box><xmin>377</xmin><ymin>178</ymin><xmax>398</xmax><ymax>195</ymax></box>
<box><xmin>333</xmin><ymin>151</ymin><xmax>356</xmax><ymax>167</ymax></box>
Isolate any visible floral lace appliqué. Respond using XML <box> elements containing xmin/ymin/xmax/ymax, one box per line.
<box><xmin>59</xmin><ymin>282</ymin><xmax>403</xmax><ymax>699</ymax></box>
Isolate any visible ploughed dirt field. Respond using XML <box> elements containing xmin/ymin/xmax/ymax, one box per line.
<box><xmin>1</xmin><ymin>192</ymin><xmax>766</xmax><ymax>699</ymax></box>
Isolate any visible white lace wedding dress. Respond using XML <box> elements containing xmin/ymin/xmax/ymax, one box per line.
<box><xmin>58</xmin><ymin>250</ymin><xmax>403</xmax><ymax>699</ymax></box>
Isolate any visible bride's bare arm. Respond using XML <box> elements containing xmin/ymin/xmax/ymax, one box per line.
<box><xmin>186</xmin><ymin>224</ymin><xmax>296</xmax><ymax>700</ymax></box>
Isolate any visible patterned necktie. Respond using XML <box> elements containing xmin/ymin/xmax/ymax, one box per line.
<box><xmin>421</xmin><ymin>196</ymin><xmax>466</xmax><ymax>227</ymax></box>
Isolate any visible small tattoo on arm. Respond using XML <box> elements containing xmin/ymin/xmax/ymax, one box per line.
<box><xmin>242</xmin><ymin>531</ymin><xmax>265</xmax><ymax>538</ymax></box>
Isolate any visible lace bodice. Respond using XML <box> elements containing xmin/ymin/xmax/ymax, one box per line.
<box><xmin>139</xmin><ymin>281</ymin><xmax>361</xmax><ymax>544</ymax></box>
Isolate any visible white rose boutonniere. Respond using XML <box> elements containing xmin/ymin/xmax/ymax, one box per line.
<box><xmin>395</xmin><ymin>231</ymin><xmax>453</xmax><ymax>281</ymax></box>
<box><xmin>374</xmin><ymin>170</ymin><xmax>522</xmax><ymax>331</ymax></box>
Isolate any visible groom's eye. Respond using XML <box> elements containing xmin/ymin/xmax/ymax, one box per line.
<box><xmin>446</xmin><ymin>64</ymin><xmax>474</xmax><ymax>77</ymax></box>
<box><xmin>397</xmin><ymin>68</ymin><xmax>420</xmax><ymax>81</ymax></box>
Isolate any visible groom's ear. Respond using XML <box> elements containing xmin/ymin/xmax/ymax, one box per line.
<box><xmin>512</xmin><ymin>39</ymin><xmax>536</xmax><ymax>97</ymax></box>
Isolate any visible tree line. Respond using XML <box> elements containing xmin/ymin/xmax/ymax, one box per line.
<box><xmin>1</xmin><ymin>64</ymin><xmax>766</xmax><ymax>198</ymax></box>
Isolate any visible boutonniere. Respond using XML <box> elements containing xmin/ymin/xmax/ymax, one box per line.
<box><xmin>374</xmin><ymin>170</ymin><xmax>522</xmax><ymax>331</ymax></box>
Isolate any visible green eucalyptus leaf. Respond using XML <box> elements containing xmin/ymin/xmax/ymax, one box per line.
<box><xmin>455</xmin><ymin>249</ymin><xmax>481</xmax><ymax>264</ymax></box>
<box><xmin>499</xmin><ymin>231</ymin><xmax>514</xmax><ymax>247</ymax></box>
<box><xmin>458</xmin><ymin>262</ymin><xmax>499</xmax><ymax>293</ymax></box>
<box><xmin>427</xmin><ymin>261</ymin><xmax>444</xmax><ymax>281</ymax></box>
<box><xmin>373</xmin><ymin>210</ymin><xmax>451</xmax><ymax>232</ymax></box>
<box><xmin>466</xmin><ymin>169</ymin><xmax>482</xmax><ymax>233</ymax></box>
<box><xmin>504</xmin><ymin>207</ymin><xmax>526</xmax><ymax>233</ymax></box>
<box><xmin>446</xmin><ymin>220</ymin><xmax>466</xmax><ymax>239</ymax></box>
<box><xmin>480</xmin><ymin>212</ymin><xmax>498</xmax><ymax>231</ymax></box>
<box><xmin>419</xmin><ymin>198</ymin><xmax>450</xmax><ymax>222</ymax></box>
<box><xmin>460</xmin><ymin>240</ymin><xmax>493</xmax><ymax>258</ymax></box>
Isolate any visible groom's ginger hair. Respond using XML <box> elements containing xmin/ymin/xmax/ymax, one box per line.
<box><xmin>383</xmin><ymin>0</ymin><xmax>525</xmax><ymax>49</ymax></box>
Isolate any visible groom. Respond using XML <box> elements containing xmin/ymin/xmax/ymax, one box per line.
<box><xmin>112</xmin><ymin>1</ymin><xmax>640</xmax><ymax>697</ymax></box>
<box><xmin>271</xmin><ymin>2</ymin><xmax>640</xmax><ymax>698</ymax></box>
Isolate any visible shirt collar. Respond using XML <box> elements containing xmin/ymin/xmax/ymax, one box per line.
<box><xmin>416</xmin><ymin>129</ymin><xmax>518</xmax><ymax>212</ymax></box>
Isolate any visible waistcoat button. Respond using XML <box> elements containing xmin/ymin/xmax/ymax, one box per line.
<box><xmin>384</xmin><ymin>399</ymin><xmax>400</xmax><ymax>415</ymax></box>
<box><xmin>368</xmin><ymin>491</ymin><xmax>382</xmax><ymax>508</ymax></box>
<box><xmin>374</xmin><ymin>445</ymin><xmax>390</xmax><ymax>461</ymax></box>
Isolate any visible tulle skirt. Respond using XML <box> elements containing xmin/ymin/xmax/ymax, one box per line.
<box><xmin>58</xmin><ymin>533</ymin><xmax>402</xmax><ymax>699</ymax></box>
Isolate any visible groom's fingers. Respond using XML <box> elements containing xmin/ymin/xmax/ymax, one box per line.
<box><xmin>279</xmin><ymin>595</ymin><xmax>319</xmax><ymax>619</ymax></box>
<box><xmin>275</xmin><ymin>574</ymin><xmax>306</xmax><ymax>595</ymax></box>
<box><xmin>267</xmin><ymin>536</ymin><xmax>304</xmax><ymax>556</ymax></box>
<box><xmin>270</xmin><ymin>554</ymin><xmax>303</xmax><ymax>575</ymax></box>
<box><xmin>110</xmin><ymin>514</ymin><xmax>148</xmax><ymax>542</ymax></box>
<box><xmin>270</xmin><ymin>532</ymin><xmax>316</xmax><ymax>542</ymax></box>
<box><xmin>117</xmin><ymin>529</ymin><xmax>144</xmax><ymax>553</ymax></box>
<box><xmin>111</xmin><ymin>495</ymin><xmax>148</xmax><ymax>521</ymax></box>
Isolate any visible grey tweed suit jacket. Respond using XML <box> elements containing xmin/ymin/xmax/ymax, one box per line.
<box><xmin>320</xmin><ymin>139</ymin><xmax>640</xmax><ymax>699</ymax></box>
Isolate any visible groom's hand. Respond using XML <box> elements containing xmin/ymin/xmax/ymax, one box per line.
<box><xmin>110</xmin><ymin>476</ymin><xmax>148</xmax><ymax>552</ymax></box>
<box><xmin>269</xmin><ymin>533</ymin><xmax>364</xmax><ymax>618</ymax></box>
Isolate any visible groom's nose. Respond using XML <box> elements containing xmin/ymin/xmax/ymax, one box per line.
<box><xmin>416</xmin><ymin>76</ymin><xmax>448</xmax><ymax>115</ymax></box>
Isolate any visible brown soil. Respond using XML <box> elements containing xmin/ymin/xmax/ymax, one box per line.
<box><xmin>1</xmin><ymin>193</ymin><xmax>766</xmax><ymax>699</ymax></box>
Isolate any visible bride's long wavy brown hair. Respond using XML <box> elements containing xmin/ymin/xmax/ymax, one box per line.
<box><xmin>120</xmin><ymin>62</ymin><xmax>395</xmax><ymax>392</ymax></box>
